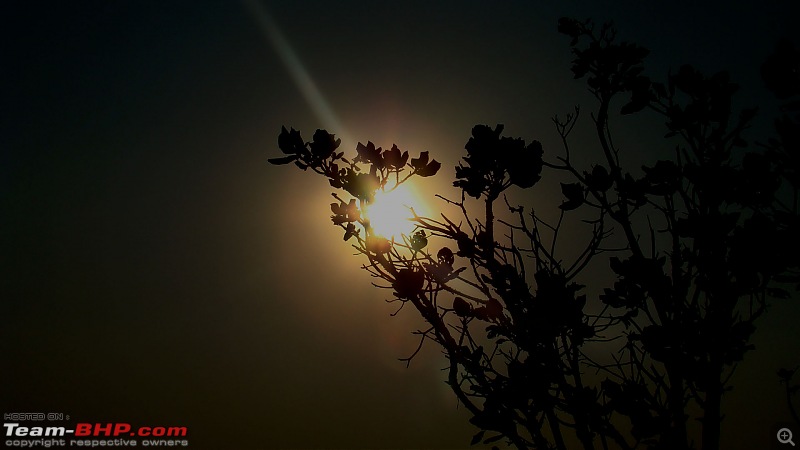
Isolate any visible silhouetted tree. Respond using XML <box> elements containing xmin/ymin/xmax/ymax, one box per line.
<box><xmin>269</xmin><ymin>19</ymin><xmax>799</xmax><ymax>450</ymax></box>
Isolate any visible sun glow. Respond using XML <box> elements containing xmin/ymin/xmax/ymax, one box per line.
<box><xmin>365</xmin><ymin>183</ymin><xmax>429</xmax><ymax>239</ymax></box>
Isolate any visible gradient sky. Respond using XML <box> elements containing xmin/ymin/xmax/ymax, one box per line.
<box><xmin>2</xmin><ymin>1</ymin><xmax>799</xmax><ymax>449</ymax></box>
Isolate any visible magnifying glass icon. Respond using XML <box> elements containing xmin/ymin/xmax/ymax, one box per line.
<box><xmin>779</xmin><ymin>428</ymin><xmax>796</xmax><ymax>446</ymax></box>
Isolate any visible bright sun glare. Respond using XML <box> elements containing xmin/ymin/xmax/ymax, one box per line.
<box><xmin>365</xmin><ymin>183</ymin><xmax>429</xmax><ymax>239</ymax></box>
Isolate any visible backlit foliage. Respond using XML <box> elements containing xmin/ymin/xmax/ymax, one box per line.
<box><xmin>269</xmin><ymin>18</ymin><xmax>800</xmax><ymax>450</ymax></box>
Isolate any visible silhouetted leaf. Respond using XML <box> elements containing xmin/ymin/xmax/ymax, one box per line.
<box><xmin>355</xmin><ymin>141</ymin><xmax>382</xmax><ymax>166</ymax></box>
<box><xmin>485</xmin><ymin>298</ymin><xmax>503</xmax><ymax>320</ymax></box>
<box><xmin>778</xmin><ymin>367</ymin><xmax>797</xmax><ymax>381</ymax></box>
<box><xmin>268</xmin><ymin>155</ymin><xmax>298</xmax><ymax>165</ymax></box>
<box><xmin>277</xmin><ymin>126</ymin><xmax>305</xmax><ymax>155</ymax></box>
<box><xmin>470</xmin><ymin>430</ymin><xmax>485</xmax><ymax>446</ymax></box>
<box><xmin>343</xmin><ymin>170</ymin><xmax>379</xmax><ymax>202</ymax></box>
<box><xmin>393</xmin><ymin>269</ymin><xmax>424</xmax><ymax>299</ymax></box>
<box><xmin>484</xmin><ymin>434</ymin><xmax>503</xmax><ymax>444</ymax></box>
<box><xmin>557</xmin><ymin>17</ymin><xmax>583</xmax><ymax>39</ymax></box>
<box><xmin>423</xmin><ymin>261</ymin><xmax>454</xmax><ymax>283</ymax></box>
<box><xmin>642</xmin><ymin>160</ymin><xmax>680</xmax><ymax>195</ymax></box>
<box><xmin>383</xmin><ymin>144</ymin><xmax>409</xmax><ymax>169</ymax></box>
<box><xmin>416</xmin><ymin>159</ymin><xmax>441</xmax><ymax>177</ymax></box>
<box><xmin>410</xmin><ymin>230</ymin><xmax>428</xmax><ymax>251</ymax></box>
<box><xmin>310</xmin><ymin>129</ymin><xmax>340</xmax><ymax>159</ymax></box>
<box><xmin>437</xmin><ymin>247</ymin><xmax>455</xmax><ymax>266</ymax></box>
<box><xmin>410</xmin><ymin>151</ymin><xmax>430</xmax><ymax>170</ymax></box>
<box><xmin>331</xmin><ymin>199</ymin><xmax>360</xmax><ymax>223</ymax></box>
<box><xmin>560</xmin><ymin>182</ymin><xmax>585</xmax><ymax>210</ymax></box>
<box><xmin>621</xmin><ymin>76</ymin><xmax>651</xmax><ymax>115</ymax></box>
<box><xmin>343</xmin><ymin>223</ymin><xmax>358</xmax><ymax>241</ymax></box>
<box><xmin>453</xmin><ymin>297</ymin><xmax>472</xmax><ymax>317</ymax></box>
<box><xmin>618</xmin><ymin>173</ymin><xmax>648</xmax><ymax>207</ymax></box>
<box><xmin>454</xmin><ymin>164</ymin><xmax>486</xmax><ymax>198</ymax></box>
<box><xmin>449</xmin><ymin>233</ymin><xmax>473</xmax><ymax>258</ymax></box>
<box><xmin>507</xmin><ymin>140</ymin><xmax>544</xmax><ymax>188</ymax></box>
<box><xmin>585</xmin><ymin>165</ymin><xmax>612</xmax><ymax>192</ymax></box>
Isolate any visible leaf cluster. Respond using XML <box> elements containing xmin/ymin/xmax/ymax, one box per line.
<box><xmin>268</xmin><ymin>18</ymin><xmax>800</xmax><ymax>450</ymax></box>
<box><xmin>454</xmin><ymin>124</ymin><xmax>543</xmax><ymax>200</ymax></box>
<box><xmin>269</xmin><ymin>126</ymin><xmax>441</xmax><ymax>240</ymax></box>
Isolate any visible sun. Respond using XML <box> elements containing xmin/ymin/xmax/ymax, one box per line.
<box><xmin>365</xmin><ymin>183</ymin><xmax>429</xmax><ymax>239</ymax></box>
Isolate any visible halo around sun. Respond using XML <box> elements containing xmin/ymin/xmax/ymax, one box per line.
<box><xmin>365</xmin><ymin>183</ymin><xmax>429</xmax><ymax>240</ymax></box>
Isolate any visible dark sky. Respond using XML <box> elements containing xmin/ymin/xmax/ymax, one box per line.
<box><xmin>2</xmin><ymin>1</ymin><xmax>799</xmax><ymax>449</ymax></box>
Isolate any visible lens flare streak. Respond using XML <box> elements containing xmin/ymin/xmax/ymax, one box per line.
<box><xmin>241</xmin><ymin>0</ymin><xmax>351</xmax><ymax>146</ymax></box>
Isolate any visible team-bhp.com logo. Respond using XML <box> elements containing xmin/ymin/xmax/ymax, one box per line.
<box><xmin>5</xmin><ymin>422</ymin><xmax>187</xmax><ymax>437</ymax></box>
<box><xmin>4</xmin><ymin>421</ymin><xmax>189</xmax><ymax>448</ymax></box>
<box><xmin>78</xmin><ymin>423</ymin><xmax>186</xmax><ymax>438</ymax></box>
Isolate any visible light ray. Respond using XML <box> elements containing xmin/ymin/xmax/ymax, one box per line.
<box><xmin>242</xmin><ymin>0</ymin><xmax>351</xmax><ymax>146</ymax></box>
